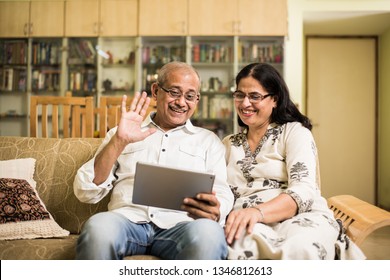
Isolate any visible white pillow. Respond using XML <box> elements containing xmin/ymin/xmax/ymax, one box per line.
<box><xmin>0</xmin><ymin>158</ymin><xmax>69</xmax><ymax>240</ymax></box>
<box><xmin>0</xmin><ymin>158</ymin><xmax>36</xmax><ymax>188</ymax></box>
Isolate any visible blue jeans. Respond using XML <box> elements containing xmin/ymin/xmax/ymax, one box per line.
<box><xmin>76</xmin><ymin>212</ymin><xmax>228</xmax><ymax>260</ymax></box>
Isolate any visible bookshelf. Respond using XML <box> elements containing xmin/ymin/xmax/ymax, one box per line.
<box><xmin>67</xmin><ymin>38</ymin><xmax>98</xmax><ymax>97</ymax></box>
<box><xmin>31</xmin><ymin>38</ymin><xmax>62</xmax><ymax>95</ymax></box>
<box><xmin>238</xmin><ymin>36</ymin><xmax>284</xmax><ymax>76</ymax></box>
<box><xmin>0</xmin><ymin>39</ymin><xmax>29</xmax><ymax>136</ymax></box>
<box><xmin>0</xmin><ymin>35</ymin><xmax>284</xmax><ymax>138</ymax></box>
<box><xmin>97</xmin><ymin>37</ymin><xmax>137</xmax><ymax>97</ymax></box>
<box><xmin>0</xmin><ymin>0</ymin><xmax>287</xmax><ymax>137</ymax></box>
<box><xmin>190</xmin><ymin>37</ymin><xmax>235</xmax><ymax>138</ymax></box>
<box><xmin>140</xmin><ymin>36</ymin><xmax>187</xmax><ymax>95</ymax></box>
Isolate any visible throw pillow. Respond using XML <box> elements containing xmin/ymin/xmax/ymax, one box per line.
<box><xmin>0</xmin><ymin>158</ymin><xmax>69</xmax><ymax>240</ymax></box>
<box><xmin>0</xmin><ymin>158</ymin><xmax>36</xmax><ymax>188</ymax></box>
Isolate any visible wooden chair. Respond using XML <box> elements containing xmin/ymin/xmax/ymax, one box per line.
<box><xmin>30</xmin><ymin>95</ymin><xmax>94</xmax><ymax>138</ymax></box>
<box><xmin>327</xmin><ymin>195</ymin><xmax>390</xmax><ymax>246</ymax></box>
<box><xmin>98</xmin><ymin>96</ymin><xmax>157</xmax><ymax>138</ymax></box>
<box><xmin>65</xmin><ymin>91</ymin><xmax>100</xmax><ymax>137</ymax></box>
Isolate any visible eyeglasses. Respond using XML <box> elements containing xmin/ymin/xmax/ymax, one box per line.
<box><xmin>158</xmin><ymin>84</ymin><xmax>199</xmax><ymax>103</ymax></box>
<box><xmin>232</xmin><ymin>90</ymin><xmax>272</xmax><ymax>103</ymax></box>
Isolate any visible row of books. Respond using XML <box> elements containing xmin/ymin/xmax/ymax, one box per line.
<box><xmin>32</xmin><ymin>69</ymin><xmax>60</xmax><ymax>92</ymax></box>
<box><xmin>0</xmin><ymin>68</ymin><xmax>27</xmax><ymax>92</ymax></box>
<box><xmin>68</xmin><ymin>39</ymin><xmax>97</xmax><ymax>64</ymax></box>
<box><xmin>192</xmin><ymin>43</ymin><xmax>233</xmax><ymax>63</ymax></box>
<box><xmin>192</xmin><ymin>118</ymin><xmax>230</xmax><ymax>140</ymax></box>
<box><xmin>201</xmin><ymin>77</ymin><xmax>227</xmax><ymax>92</ymax></box>
<box><xmin>0</xmin><ymin>41</ymin><xmax>27</xmax><ymax>65</ymax></box>
<box><xmin>239</xmin><ymin>42</ymin><xmax>283</xmax><ymax>63</ymax></box>
<box><xmin>142</xmin><ymin>42</ymin><xmax>279</xmax><ymax>65</ymax></box>
<box><xmin>32</xmin><ymin>42</ymin><xmax>61</xmax><ymax>65</ymax></box>
<box><xmin>69</xmin><ymin>70</ymin><xmax>97</xmax><ymax>92</ymax></box>
<box><xmin>194</xmin><ymin>95</ymin><xmax>233</xmax><ymax>120</ymax></box>
<box><xmin>142</xmin><ymin>45</ymin><xmax>185</xmax><ymax>65</ymax></box>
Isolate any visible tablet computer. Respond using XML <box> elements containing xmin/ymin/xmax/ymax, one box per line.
<box><xmin>132</xmin><ymin>162</ymin><xmax>215</xmax><ymax>211</ymax></box>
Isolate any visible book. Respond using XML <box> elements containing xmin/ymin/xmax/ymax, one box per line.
<box><xmin>4</xmin><ymin>68</ymin><xmax>13</xmax><ymax>91</ymax></box>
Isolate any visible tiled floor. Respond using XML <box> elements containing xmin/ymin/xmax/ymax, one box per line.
<box><xmin>359</xmin><ymin>226</ymin><xmax>390</xmax><ymax>260</ymax></box>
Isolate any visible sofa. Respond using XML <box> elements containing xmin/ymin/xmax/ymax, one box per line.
<box><xmin>1</xmin><ymin>136</ymin><xmax>389</xmax><ymax>260</ymax></box>
<box><xmin>0</xmin><ymin>136</ymin><xmax>106</xmax><ymax>259</ymax></box>
<box><xmin>0</xmin><ymin>136</ymin><xmax>159</xmax><ymax>260</ymax></box>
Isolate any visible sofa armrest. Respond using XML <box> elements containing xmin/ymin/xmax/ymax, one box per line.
<box><xmin>327</xmin><ymin>195</ymin><xmax>390</xmax><ymax>246</ymax></box>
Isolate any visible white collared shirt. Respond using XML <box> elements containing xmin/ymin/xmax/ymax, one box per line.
<box><xmin>74</xmin><ymin>113</ymin><xmax>234</xmax><ymax>229</ymax></box>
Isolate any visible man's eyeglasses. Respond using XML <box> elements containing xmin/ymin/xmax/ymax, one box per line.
<box><xmin>158</xmin><ymin>84</ymin><xmax>199</xmax><ymax>103</ymax></box>
<box><xmin>232</xmin><ymin>91</ymin><xmax>272</xmax><ymax>103</ymax></box>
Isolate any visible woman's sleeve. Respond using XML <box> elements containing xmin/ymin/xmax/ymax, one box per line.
<box><xmin>282</xmin><ymin>123</ymin><xmax>320</xmax><ymax>213</ymax></box>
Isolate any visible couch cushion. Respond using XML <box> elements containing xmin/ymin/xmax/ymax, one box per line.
<box><xmin>0</xmin><ymin>178</ymin><xmax>69</xmax><ymax>240</ymax></box>
<box><xmin>0</xmin><ymin>234</ymin><xmax>79</xmax><ymax>260</ymax></box>
<box><xmin>0</xmin><ymin>158</ymin><xmax>36</xmax><ymax>185</ymax></box>
<box><xmin>0</xmin><ymin>137</ymin><xmax>109</xmax><ymax>234</ymax></box>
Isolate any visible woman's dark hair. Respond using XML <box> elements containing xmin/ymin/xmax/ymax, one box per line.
<box><xmin>235</xmin><ymin>63</ymin><xmax>312</xmax><ymax>130</ymax></box>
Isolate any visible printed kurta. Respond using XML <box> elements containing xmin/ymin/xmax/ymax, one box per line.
<box><xmin>222</xmin><ymin>122</ymin><xmax>365</xmax><ymax>259</ymax></box>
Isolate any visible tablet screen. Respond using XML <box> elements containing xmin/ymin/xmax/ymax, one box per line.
<box><xmin>132</xmin><ymin>162</ymin><xmax>215</xmax><ymax>211</ymax></box>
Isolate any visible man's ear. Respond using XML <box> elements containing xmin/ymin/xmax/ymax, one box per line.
<box><xmin>151</xmin><ymin>83</ymin><xmax>158</xmax><ymax>99</ymax></box>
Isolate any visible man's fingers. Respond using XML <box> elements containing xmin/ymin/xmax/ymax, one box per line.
<box><xmin>130</xmin><ymin>92</ymin><xmax>141</xmax><ymax>112</ymax></box>
<box><xmin>121</xmin><ymin>95</ymin><xmax>128</xmax><ymax>114</ymax></box>
<box><xmin>139</xmin><ymin>95</ymin><xmax>151</xmax><ymax>117</ymax></box>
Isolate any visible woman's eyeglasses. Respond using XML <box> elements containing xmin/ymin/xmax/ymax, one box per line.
<box><xmin>232</xmin><ymin>91</ymin><xmax>272</xmax><ymax>103</ymax></box>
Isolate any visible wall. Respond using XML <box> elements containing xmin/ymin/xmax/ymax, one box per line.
<box><xmin>286</xmin><ymin>0</ymin><xmax>390</xmax><ymax>107</ymax></box>
<box><xmin>285</xmin><ymin>0</ymin><xmax>390</xmax><ymax>209</ymax></box>
<box><xmin>379</xmin><ymin>28</ymin><xmax>390</xmax><ymax>209</ymax></box>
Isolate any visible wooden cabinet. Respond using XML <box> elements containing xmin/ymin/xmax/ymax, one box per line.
<box><xmin>65</xmin><ymin>0</ymin><xmax>137</xmax><ymax>37</ymax></box>
<box><xmin>30</xmin><ymin>1</ymin><xmax>65</xmax><ymax>37</ymax></box>
<box><xmin>139</xmin><ymin>0</ymin><xmax>188</xmax><ymax>36</ymax></box>
<box><xmin>100</xmin><ymin>0</ymin><xmax>138</xmax><ymax>37</ymax></box>
<box><xmin>0</xmin><ymin>0</ymin><xmax>287</xmax><ymax>137</ymax></box>
<box><xmin>188</xmin><ymin>0</ymin><xmax>287</xmax><ymax>36</ymax></box>
<box><xmin>0</xmin><ymin>1</ymin><xmax>65</xmax><ymax>38</ymax></box>
<box><xmin>188</xmin><ymin>0</ymin><xmax>237</xmax><ymax>36</ymax></box>
<box><xmin>0</xmin><ymin>1</ymin><xmax>30</xmax><ymax>38</ymax></box>
<box><xmin>1</xmin><ymin>0</ymin><xmax>286</xmax><ymax>37</ymax></box>
<box><xmin>65</xmin><ymin>0</ymin><xmax>99</xmax><ymax>37</ymax></box>
<box><xmin>238</xmin><ymin>0</ymin><xmax>287</xmax><ymax>36</ymax></box>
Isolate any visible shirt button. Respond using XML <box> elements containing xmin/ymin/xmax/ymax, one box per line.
<box><xmin>165</xmin><ymin>134</ymin><xmax>168</xmax><ymax>137</ymax></box>
<box><xmin>150</xmin><ymin>214</ymin><xmax>154</xmax><ymax>218</ymax></box>
<box><xmin>162</xmin><ymin>149</ymin><xmax>166</xmax><ymax>152</ymax></box>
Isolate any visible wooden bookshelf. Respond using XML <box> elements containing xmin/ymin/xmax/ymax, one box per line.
<box><xmin>0</xmin><ymin>0</ymin><xmax>287</xmax><ymax>137</ymax></box>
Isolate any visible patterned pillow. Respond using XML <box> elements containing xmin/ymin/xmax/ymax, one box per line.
<box><xmin>0</xmin><ymin>159</ymin><xmax>69</xmax><ymax>240</ymax></box>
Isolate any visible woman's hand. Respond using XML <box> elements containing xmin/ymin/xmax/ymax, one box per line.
<box><xmin>224</xmin><ymin>208</ymin><xmax>262</xmax><ymax>245</ymax></box>
<box><xmin>181</xmin><ymin>191</ymin><xmax>221</xmax><ymax>222</ymax></box>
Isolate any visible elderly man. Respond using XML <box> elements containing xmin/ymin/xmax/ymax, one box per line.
<box><xmin>74</xmin><ymin>61</ymin><xmax>234</xmax><ymax>260</ymax></box>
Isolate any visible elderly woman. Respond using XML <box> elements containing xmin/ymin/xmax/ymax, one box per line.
<box><xmin>223</xmin><ymin>63</ymin><xmax>364</xmax><ymax>260</ymax></box>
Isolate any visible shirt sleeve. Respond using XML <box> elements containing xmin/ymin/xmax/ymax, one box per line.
<box><xmin>73</xmin><ymin>129</ymin><xmax>118</xmax><ymax>204</ymax></box>
<box><xmin>282</xmin><ymin>123</ymin><xmax>320</xmax><ymax>213</ymax></box>
<box><xmin>206</xmin><ymin>134</ymin><xmax>234</xmax><ymax>224</ymax></box>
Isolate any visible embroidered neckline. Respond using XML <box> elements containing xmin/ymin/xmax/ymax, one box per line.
<box><xmin>230</xmin><ymin>124</ymin><xmax>284</xmax><ymax>187</ymax></box>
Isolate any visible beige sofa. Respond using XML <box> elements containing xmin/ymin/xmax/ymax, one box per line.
<box><xmin>0</xmin><ymin>136</ymin><xmax>108</xmax><ymax>259</ymax></box>
<box><xmin>1</xmin><ymin>136</ymin><xmax>389</xmax><ymax>260</ymax></box>
<box><xmin>0</xmin><ymin>136</ymin><xmax>159</xmax><ymax>260</ymax></box>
